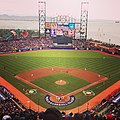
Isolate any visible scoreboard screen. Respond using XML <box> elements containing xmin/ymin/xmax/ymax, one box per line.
<box><xmin>68</xmin><ymin>23</ymin><xmax>75</xmax><ymax>30</ymax></box>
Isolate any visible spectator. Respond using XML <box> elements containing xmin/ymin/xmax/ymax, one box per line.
<box><xmin>43</xmin><ymin>108</ymin><xmax>62</xmax><ymax>120</ymax></box>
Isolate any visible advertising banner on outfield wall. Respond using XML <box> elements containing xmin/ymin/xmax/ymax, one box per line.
<box><xmin>51</xmin><ymin>22</ymin><xmax>57</xmax><ymax>29</ymax></box>
<box><xmin>57</xmin><ymin>29</ymin><xmax>63</xmax><ymax>36</ymax></box>
<box><xmin>45</xmin><ymin>22</ymin><xmax>51</xmax><ymax>29</ymax></box>
<box><xmin>50</xmin><ymin>29</ymin><xmax>57</xmax><ymax>37</ymax></box>
<box><xmin>68</xmin><ymin>30</ymin><xmax>75</xmax><ymax>37</ymax></box>
<box><xmin>45</xmin><ymin>22</ymin><xmax>57</xmax><ymax>29</ymax></box>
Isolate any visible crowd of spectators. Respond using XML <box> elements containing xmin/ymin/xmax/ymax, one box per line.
<box><xmin>74</xmin><ymin>39</ymin><xmax>120</xmax><ymax>51</ymax></box>
<box><xmin>0</xmin><ymin>36</ymin><xmax>120</xmax><ymax>55</ymax></box>
<box><xmin>89</xmin><ymin>39</ymin><xmax>120</xmax><ymax>48</ymax></box>
<box><xmin>0</xmin><ymin>85</ymin><xmax>37</xmax><ymax>120</ymax></box>
<box><xmin>73</xmin><ymin>39</ymin><xmax>120</xmax><ymax>55</ymax></box>
<box><xmin>73</xmin><ymin>39</ymin><xmax>91</xmax><ymax>49</ymax></box>
<box><xmin>92</xmin><ymin>88</ymin><xmax>120</xmax><ymax>120</ymax></box>
<box><xmin>1</xmin><ymin>85</ymin><xmax>120</xmax><ymax>120</ymax></box>
<box><xmin>0</xmin><ymin>37</ymin><xmax>53</xmax><ymax>53</ymax></box>
<box><xmin>89</xmin><ymin>39</ymin><xmax>120</xmax><ymax>54</ymax></box>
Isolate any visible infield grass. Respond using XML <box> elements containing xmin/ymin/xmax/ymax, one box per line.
<box><xmin>32</xmin><ymin>72</ymin><xmax>90</xmax><ymax>94</ymax></box>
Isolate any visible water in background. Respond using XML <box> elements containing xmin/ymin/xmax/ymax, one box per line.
<box><xmin>0</xmin><ymin>20</ymin><xmax>120</xmax><ymax>45</ymax></box>
<box><xmin>88</xmin><ymin>20</ymin><xmax>120</xmax><ymax>45</ymax></box>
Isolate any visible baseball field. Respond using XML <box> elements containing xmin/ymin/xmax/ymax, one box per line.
<box><xmin>0</xmin><ymin>50</ymin><xmax>120</xmax><ymax>111</ymax></box>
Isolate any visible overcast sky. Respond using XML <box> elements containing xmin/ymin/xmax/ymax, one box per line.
<box><xmin>0</xmin><ymin>0</ymin><xmax>120</xmax><ymax>20</ymax></box>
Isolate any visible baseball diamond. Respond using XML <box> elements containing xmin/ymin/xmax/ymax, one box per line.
<box><xmin>1</xmin><ymin>1</ymin><xmax>120</xmax><ymax>119</ymax></box>
<box><xmin>0</xmin><ymin>50</ymin><xmax>120</xmax><ymax>112</ymax></box>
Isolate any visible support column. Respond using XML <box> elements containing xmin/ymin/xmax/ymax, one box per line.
<box><xmin>80</xmin><ymin>2</ymin><xmax>89</xmax><ymax>40</ymax></box>
<box><xmin>38</xmin><ymin>1</ymin><xmax>46</xmax><ymax>37</ymax></box>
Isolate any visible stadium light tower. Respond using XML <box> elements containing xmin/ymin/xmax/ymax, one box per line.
<box><xmin>38</xmin><ymin>1</ymin><xmax>46</xmax><ymax>37</ymax></box>
<box><xmin>80</xmin><ymin>2</ymin><xmax>89</xmax><ymax>40</ymax></box>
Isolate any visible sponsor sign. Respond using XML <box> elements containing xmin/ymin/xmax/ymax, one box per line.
<box><xmin>45</xmin><ymin>22</ymin><xmax>51</xmax><ymax>29</ymax></box>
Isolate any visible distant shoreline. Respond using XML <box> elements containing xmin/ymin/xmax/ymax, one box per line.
<box><xmin>0</xmin><ymin>19</ymin><xmax>38</xmax><ymax>21</ymax></box>
<box><xmin>0</xmin><ymin>19</ymin><xmax>119</xmax><ymax>23</ymax></box>
<box><xmin>0</xmin><ymin>14</ymin><xmax>119</xmax><ymax>22</ymax></box>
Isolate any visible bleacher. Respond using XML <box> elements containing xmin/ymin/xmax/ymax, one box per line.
<box><xmin>92</xmin><ymin>88</ymin><xmax>120</xmax><ymax>119</ymax></box>
<box><xmin>1</xmin><ymin>85</ymin><xmax>120</xmax><ymax>120</ymax></box>
<box><xmin>0</xmin><ymin>85</ymin><xmax>37</xmax><ymax>120</ymax></box>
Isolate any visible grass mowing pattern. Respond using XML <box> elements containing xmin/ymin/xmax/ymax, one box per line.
<box><xmin>0</xmin><ymin>50</ymin><xmax>120</xmax><ymax>110</ymax></box>
<box><xmin>32</xmin><ymin>73</ymin><xmax>90</xmax><ymax>94</ymax></box>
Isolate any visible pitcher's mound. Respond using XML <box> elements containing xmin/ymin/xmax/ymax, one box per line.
<box><xmin>55</xmin><ymin>80</ymin><xmax>67</xmax><ymax>85</ymax></box>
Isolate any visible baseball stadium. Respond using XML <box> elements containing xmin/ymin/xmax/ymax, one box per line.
<box><xmin>0</xmin><ymin>1</ymin><xmax>120</xmax><ymax>120</ymax></box>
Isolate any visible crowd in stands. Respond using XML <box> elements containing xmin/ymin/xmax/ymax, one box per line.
<box><xmin>0</xmin><ymin>36</ymin><xmax>120</xmax><ymax>55</ymax></box>
<box><xmin>89</xmin><ymin>39</ymin><xmax>120</xmax><ymax>48</ymax></box>
<box><xmin>89</xmin><ymin>39</ymin><xmax>120</xmax><ymax>54</ymax></box>
<box><xmin>0</xmin><ymin>85</ymin><xmax>120</xmax><ymax>120</ymax></box>
<box><xmin>73</xmin><ymin>39</ymin><xmax>91</xmax><ymax>49</ymax></box>
<box><xmin>0</xmin><ymin>85</ymin><xmax>37</xmax><ymax>120</ymax></box>
<box><xmin>73</xmin><ymin>39</ymin><xmax>120</xmax><ymax>55</ymax></box>
<box><xmin>0</xmin><ymin>37</ymin><xmax>53</xmax><ymax>53</ymax></box>
<box><xmin>92</xmin><ymin>88</ymin><xmax>120</xmax><ymax>120</ymax></box>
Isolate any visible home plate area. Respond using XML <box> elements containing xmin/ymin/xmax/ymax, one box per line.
<box><xmin>44</xmin><ymin>94</ymin><xmax>75</xmax><ymax>106</ymax></box>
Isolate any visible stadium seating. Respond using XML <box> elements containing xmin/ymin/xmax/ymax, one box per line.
<box><xmin>0</xmin><ymin>37</ymin><xmax>120</xmax><ymax>55</ymax></box>
<box><xmin>0</xmin><ymin>85</ymin><xmax>120</xmax><ymax>120</ymax></box>
<box><xmin>0</xmin><ymin>85</ymin><xmax>37</xmax><ymax>120</ymax></box>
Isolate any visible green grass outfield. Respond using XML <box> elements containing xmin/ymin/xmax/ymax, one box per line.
<box><xmin>0</xmin><ymin>50</ymin><xmax>120</xmax><ymax>110</ymax></box>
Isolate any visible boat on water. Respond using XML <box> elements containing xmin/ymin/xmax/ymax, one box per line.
<box><xmin>115</xmin><ymin>21</ymin><xmax>119</xmax><ymax>23</ymax></box>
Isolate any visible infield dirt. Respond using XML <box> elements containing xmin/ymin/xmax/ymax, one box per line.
<box><xmin>16</xmin><ymin>67</ymin><xmax>106</xmax><ymax>83</ymax></box>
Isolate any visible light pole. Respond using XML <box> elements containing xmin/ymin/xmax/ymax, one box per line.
<box><xmin>109</xmin><ymin>39</ymin><xmax>111</xmax><ymax>46</ymax></box>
